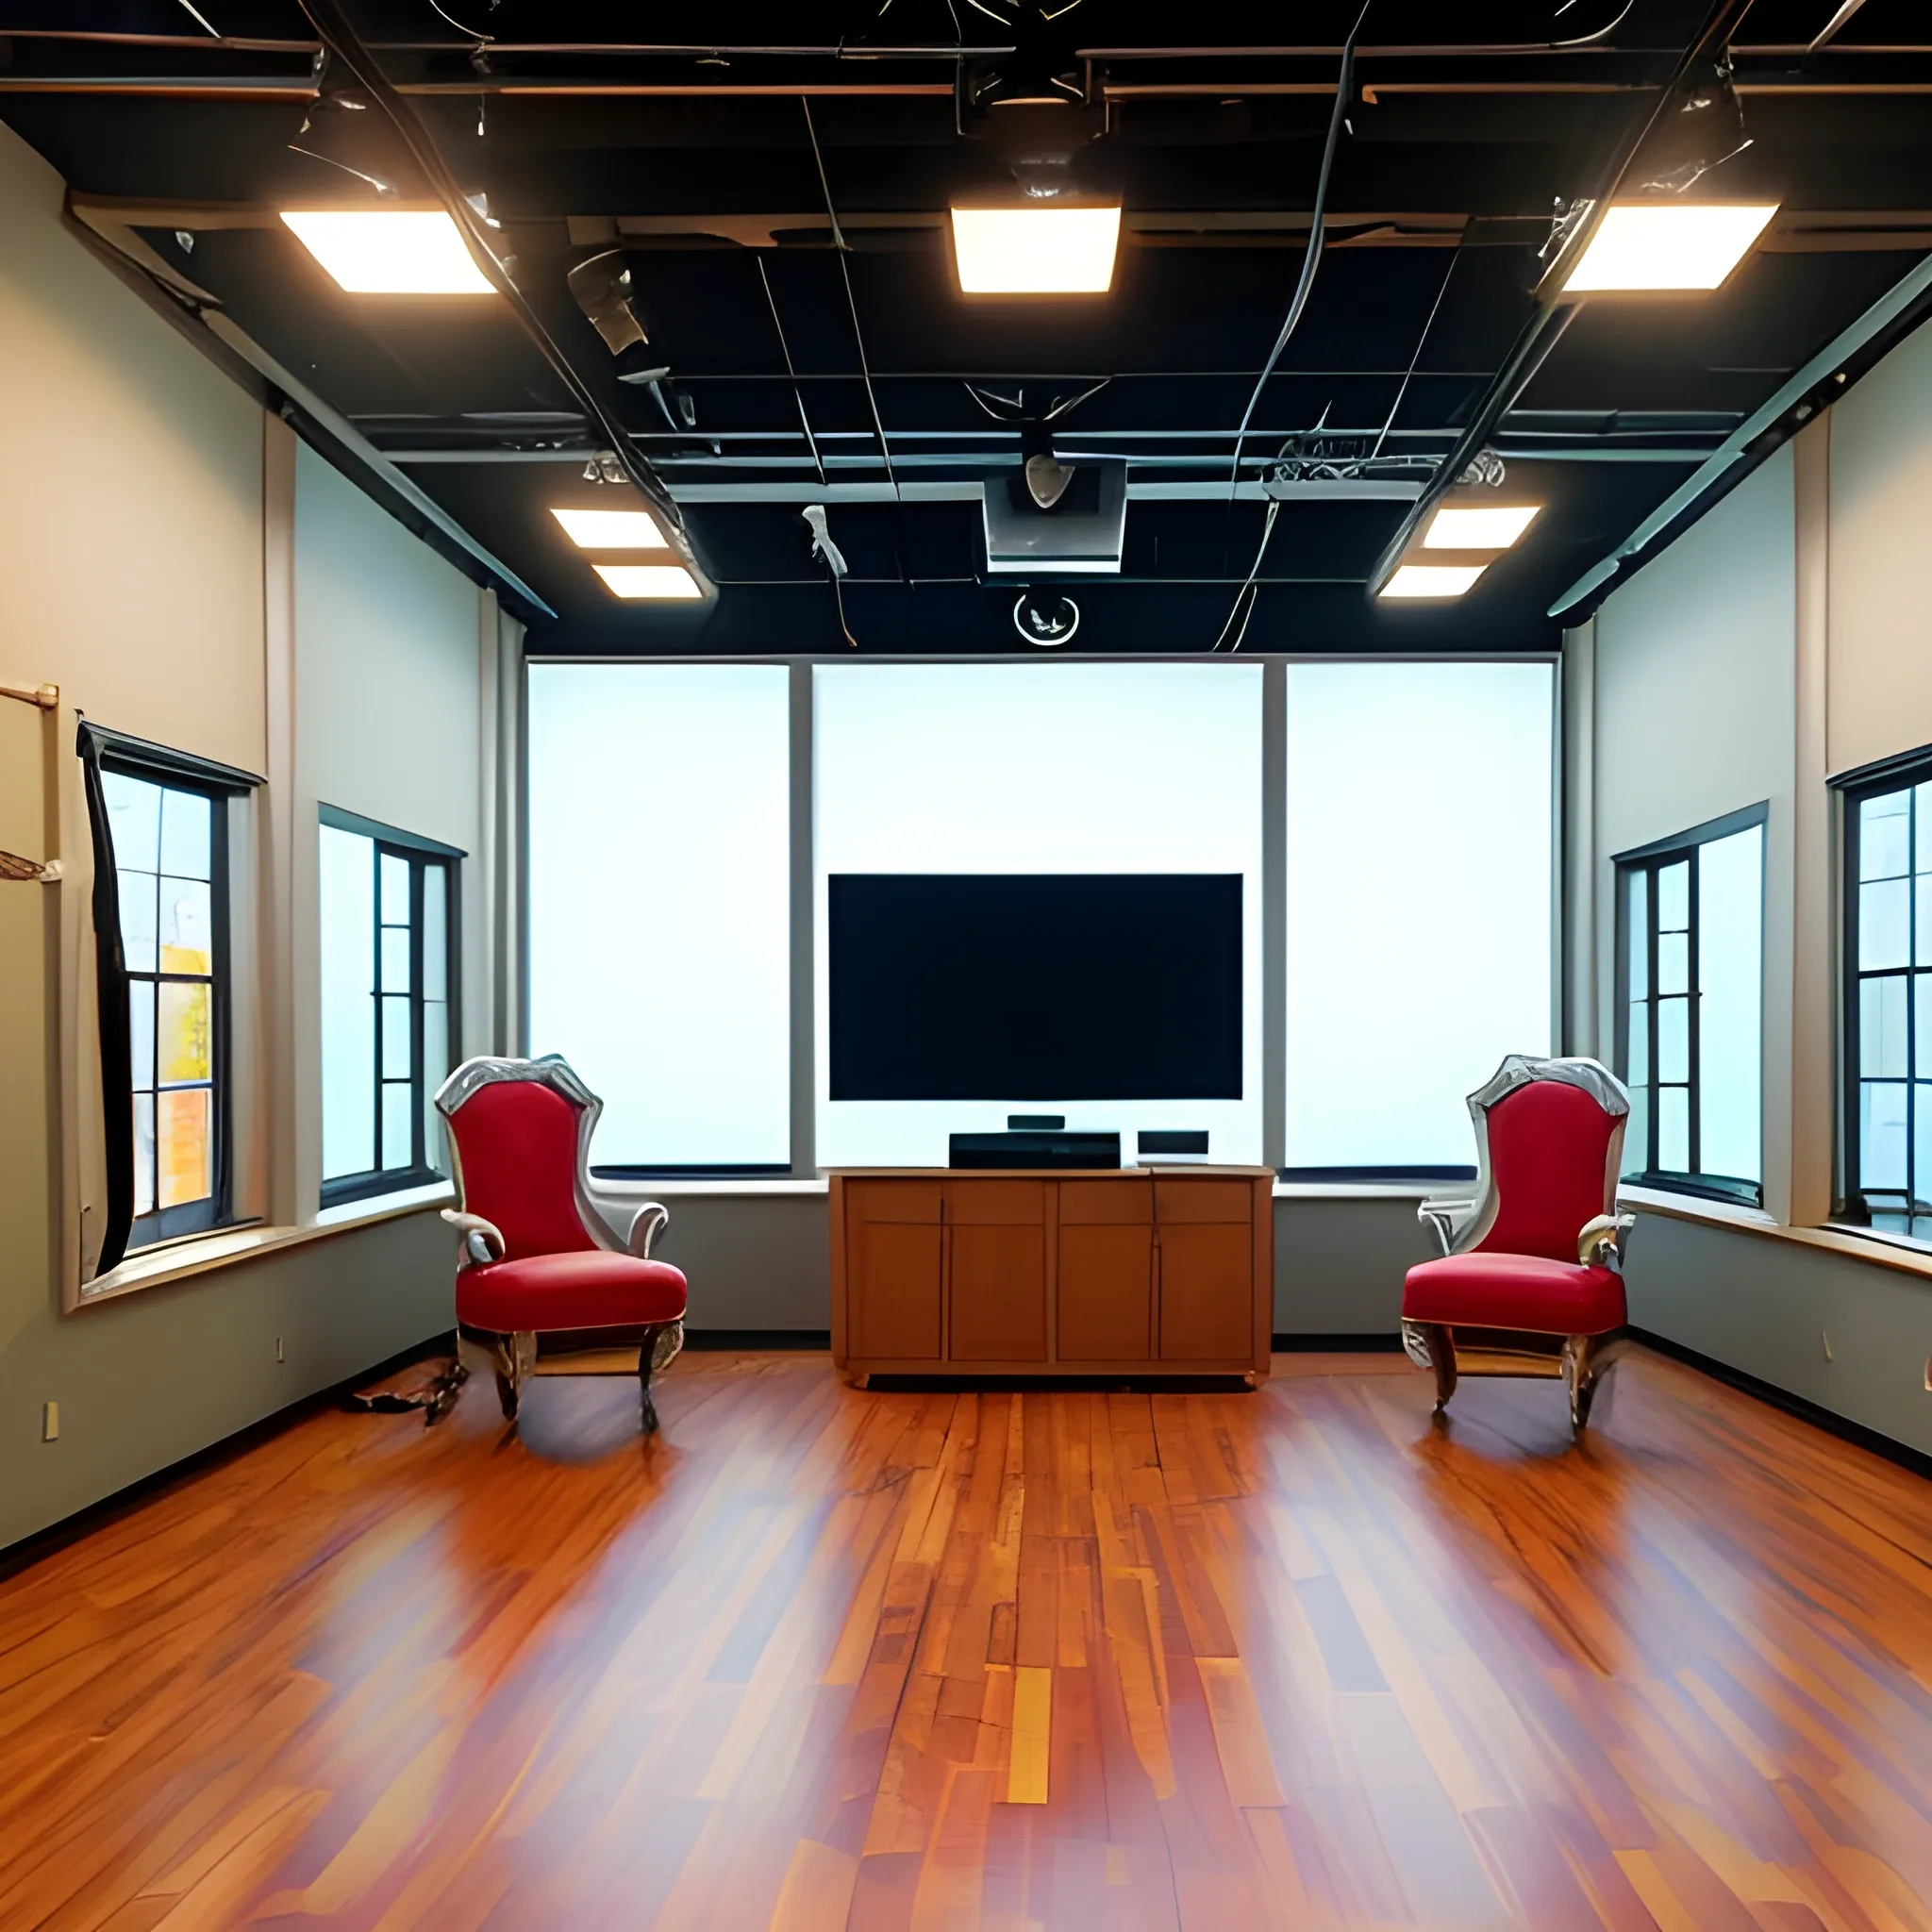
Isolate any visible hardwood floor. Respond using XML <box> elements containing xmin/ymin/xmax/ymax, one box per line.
<box><xmin>4</xmin><ymin>1347</ymin><xmax>1932</xmax><ymax>1931</ymax></box>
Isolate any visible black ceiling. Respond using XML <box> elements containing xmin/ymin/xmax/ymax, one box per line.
<box><xmin>6</xmin><ymin>1</ymin><xmax>1932</xmax><ymax>656</ymax></box>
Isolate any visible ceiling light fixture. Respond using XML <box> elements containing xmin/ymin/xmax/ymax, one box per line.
<box><xmin>1379</xmin><ymin>563</ymin><xmax>1489</xmax><ymax>600</ymax></box>
<box><xmin>1560</xmin><ymin>202</ymin><xmax>1778</xmax><ymax>293</ymax></box>
<box><xmin>550</xmin><ymin>508</ymin><xmax>670</xmax><ymax>550</ymax></box>
<box><xmin>592</xmin><ymin>562</ymin><xmax>703</xmax><ymax>600</ymax></box>
<box><xmin>949</xmin><ymin>206</ymin><xmax>1122</xmax><ymax>295</ymax></box>
<box><xmin>1424</xmin><ymin>505</ymin><xmax>1542</xmax><ymax>550</ymax></box>
<box><xmin>279</xmin><ymin>209</ymin><xmax>495</xmax><ymax>294</ymax></box>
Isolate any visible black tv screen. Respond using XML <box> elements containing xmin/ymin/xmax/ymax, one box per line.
<box><xmin>828</xmin><ymin>874</ymin><xmax>1242</xmax><ymax>1101</ymax></box>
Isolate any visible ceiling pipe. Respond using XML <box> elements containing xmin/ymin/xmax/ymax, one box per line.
<box><xmin>292</xmin><ymin>0</ymin><xmax>712</xmax><ymax>597</ymax></box>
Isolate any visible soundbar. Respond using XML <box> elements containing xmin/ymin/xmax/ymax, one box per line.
<box><xmin>949</xmin><ymin>1130</ymin><xmax>1122</xmax><ymax>1170</ymax></box>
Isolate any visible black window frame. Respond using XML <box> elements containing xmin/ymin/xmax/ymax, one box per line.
<box><xmin>1835</xmin><ymin>745</ymin><xmax>1932</xmax><ymax>1240</ymax></box>
<box><xmin>1612</xmin><ymin>802</ymin><xmax>1768</xmax><ymax>1209</ymax></box>
<box><xmin>318</xmin><ymin>805</ymin><xmax>464</xmax><ymax>1210</ymax></box>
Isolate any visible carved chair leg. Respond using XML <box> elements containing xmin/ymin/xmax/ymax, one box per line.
<box><xmin>1564</xmin><ymin>1334</ymin><xmax>1599</xmax><ymax>1431</ymax></box>
<box><xmin>639</xmin><ymin>1324</ymin><xmax>664</xmax><ymax>1436</ymax></box>
<box><xmin>492</xmin><ymin>1331</ymin><xmax>535</xmax><ymax>1420</ymax></box>
<box><xmin>1401</xmin><ymin>1319</ymin><xmax>1458</xmax><ymax>1412</ymax></box>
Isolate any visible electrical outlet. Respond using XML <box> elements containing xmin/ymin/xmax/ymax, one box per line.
<box><xmin>42</xmin><ymin>1401</ymin><xmax>58</xmax><ymax>1442</ymax></box>
<box><xmin>275</xmin><ymin>1337</ymin><xmax>285</xmax><ymax>1364</ymax></box>
<box><xmin>1822</xmin><ymin>1331</ymin><xmax>1834</xmax><ymax>1363</ymax></box>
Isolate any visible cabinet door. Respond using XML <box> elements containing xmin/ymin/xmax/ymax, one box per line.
<box><xmin>848</xmin><ymin>1217</ymin><xmax>943</xmax><ymax>1361</ymax></box>
<box><xmin>949</xmin><ymin>1227</ymin><xmax>1048</xmax><ymax>1361</ymax></box>
<box><xmin>1058</xmin><ymin>1223</ymin><xmax>1154</xmax><ymax>1361</ymax></box>
<box><xmin>1158</xmin><ymin>1222</ymin><xmax>1256</xmax><ymax>1361</ymax></box>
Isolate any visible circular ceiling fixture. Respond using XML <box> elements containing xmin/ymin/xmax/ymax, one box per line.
<box><xmin>1013</xmin><ymin>590</ymin><xmax>1080</xmax><ymax>648</ymax></box>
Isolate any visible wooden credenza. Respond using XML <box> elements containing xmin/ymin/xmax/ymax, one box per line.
<box><xmin>828</xmin><ymin>1167</ymin><xmax>1274</xmax><ymax>1384</ymax></box>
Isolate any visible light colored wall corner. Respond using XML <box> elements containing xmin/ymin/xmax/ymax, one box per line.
<box><xmin>262</xmin><ymin>413</ymin><xmax>301</xmax><ymax>1226</ymax></box>
<box><xmin>492</xmin><ymin>608</ymin><xmax>525</xmax><ymax>1058</ymax></box>
<box><xmin>1561</xmin><ymin>621</ymin><xmax>1597</xmax><ymax>1059</ymax></box>
<box><xmin>1789</xmin><ymin>416</ymin><xmax>1835</xmax><ymax>1227</ymax></box>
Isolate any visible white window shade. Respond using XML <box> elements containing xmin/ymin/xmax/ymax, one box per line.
<box><xmin>526</xmin><ymin>664</ymin><xmax>791</xmax><ymax>1169</ymax></box>
<box><xmin>815</xmin><ymin>662</ymin><xmax>1263</xmax><ymax>1168</ymax></box>
<box><xmin>1284</xmin><ymin>660</ymin><xmax>1555</xmax><ymax>1171</ymax></box>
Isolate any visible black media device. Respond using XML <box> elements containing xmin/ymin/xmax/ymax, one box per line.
<box><xmin>1138</xmin><ymin>1130</ymin><xmax>1209</xmax><ymax>1157</ymax></box>
<box><xmin>828</xmin><ymin>873</ymin><xmax>1242</xmax><ymax>1101</ymax></box>
<box><xmin>950</xmin><ymin>1130</ymin><xmax>1122</xmax><ymax>1170</ymax></box>
<box><xmin>1008</xmin><ymin>1114</ymin><xmax>1066</xmax><ymax>1130</ymax></box>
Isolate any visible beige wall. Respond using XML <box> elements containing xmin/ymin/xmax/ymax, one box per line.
<box><xmin>0</xmin><ymin>118</ymin><xmax>508</xmax><ymax>1553</ymax></box>
<box><xmin>1825</xmin><ymin>320</ymin><xmax>1932</xmax><ymax>776</ymax></box>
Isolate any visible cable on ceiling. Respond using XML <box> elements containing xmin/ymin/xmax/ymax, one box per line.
<box><xmin>173</xmin><ymin>0</ymin><xmax>221</xmax><ymax>35</ymax></box>
<box><xmin>294</xmin><ymin>0</ymin><xmax>709</xmax><ymax>595</ymax></box>
<box><xmin>1225</xmin><ymin>0</ymin><xmax>1373</xmax><ymax>494</ymax></box>
<box><xmin>1210</xmin><ymin>497</ymin><xmax>1282</xmax><ymax>652</ymax></box>
<box><xmin>758</xmin><ymin>258</ymin><xmax>826</xmax><ymax>488</ymax></box>
<box><xmin>1370</xmin><ymin>244</ymin><xmax>1459</xmax><ymax>461</ymax></box>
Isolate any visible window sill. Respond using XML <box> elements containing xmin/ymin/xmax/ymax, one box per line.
<box><xmin>1617</xmin><ymin>1183</ymin><xmax>1778</xmax><ymax>1231</ymax></box>
<box><xmin>592</xmin><ymin>1175</ymin><xmax>830</xmax><ymax>1200</ymax></box>
<box><xmin>1617</xmin><ymin>1186</ymin><xmax>1932</xmax><ymax>1287</ymax></box>
<box><xmin>75</xmin><ymin>1183</ymin><xmax>455</xmax><ymax>1307</ymax></box>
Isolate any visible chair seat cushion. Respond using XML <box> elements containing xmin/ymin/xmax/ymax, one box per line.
<box><xmin>457</xmin><ymin>1251</ymin><xmax>689</xmax><ymax>1333</ymax></box>
<box><xmin>1402</xmin><ymin>1251</ymin><xmax>1625</xmax><ymax>1336</ymax></box>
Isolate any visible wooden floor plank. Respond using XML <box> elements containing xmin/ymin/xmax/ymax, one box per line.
<box><xmin>2</xmin><ymin>1345</ymin><xmax>1930</xmax><ymax>1929</ymax></box>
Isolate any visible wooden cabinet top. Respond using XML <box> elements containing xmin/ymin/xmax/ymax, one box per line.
<box><xmin>829</xmin><ymin>1166</ymin><xmax>1274</xmax><ymax>1180</ymax></box>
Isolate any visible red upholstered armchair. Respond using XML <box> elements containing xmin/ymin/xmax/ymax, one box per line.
<box><xmin>435</xmin><ymin>1056</ymin><xmax>688</xmax><ymax>1433</ymax></box>
<box><xmin>1401</xmin><ymin>1055</ymin><xmax>1635</xmax><ymax>1431</ymax></box>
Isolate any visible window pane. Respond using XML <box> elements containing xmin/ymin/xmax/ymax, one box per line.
<box><xmin>381</xmin><ymin>1082</ymin><xmax>412</xmax><ymax>1170</ymax></box>
<box><xmin>129</xmin><ymin>981</ymin><xmax>156</xmax><ymax>1091</ymax></box>
<box><xmin>1862</xmin><ymin>975</ymin><xmax>1908</xmax><ymax>1077</ymax></box>
<box><xmin>1626</xmin><ymin>1002</ymin><xmax>1649</xmax><ymax>1085</ymax></box>
<box><xmin>1917</xmin><ymin>876</ymin><xmax>1932</xmax><ymax>968</ymax></box>
<box><xmin>104</xmin><ymin>773</ymin><xmax>161</xmax><ymax>873</ymax></box>
<box><xmin>1657</xmin><ymin>930</ymin><xmax>1690</xmax><ymax>997</ymax></box>
<box><xmin>380</xmin><ymin>923</ymin><xmax>412</xmax><ymax>994</ymax></box>
<box><xmin>158</xmin><ymin>788</ymin><xmax>211</xmax><ymax>881</ymax></box>
<box><xmin>1283</xmin><ymin>662</ymin><xmax>1549</xmax><ymax>1169</ymax></box>
<box><xmin>119</xmin><ymin>869</ymin><xmax>158</xmax><ymax>974</ymax></box>
<box><xmin>1861</xmin><ymin>1081</ymin><xmax>1908</xmax><ymax>1191</ymax></box>
<box><xmin>380</xmin><ymin>852</ymin><xmax>410</xmax><ymax>925</ymax></box>
<box><xmin>422</xmin><ymin>865</ymin><xmax>447</xmax><ymax>1003</ymax></box>
<box><xmin>1917</xmin><ymin>1086</ymin><xmax>1932</xmax><ymax>1212</ymax></box>
<box><xmin>1625</xmin><ymin>870</ymin><xmax>1648</xmax><ymax>1000</ymax></box>
<box><xmin>814</xmin><ymin>662</ymin><xmax>1264</xmax><ymax>1167</ymax></box>
<box><xmin>1862</xmin><ymin>790</ymin><xmax>1910</xmax><ymax>880</ymax></box>
<box><xmin>1918</xmin><ymin>784</ymin><xmax>1932</xmax><ymax>871</ymax></box>
<box><xmin>157</xmin><ymin>1087</ymin><xmax>212</xmax><ymax>1208</ymax></box>
<box><xmin>528</xmin><ymin>663</ymin><xmax>792</xmax><ymax>1169</ymax></box>
<box><xmin>158</xmin><ymin>876</ymin><xmax>213</xmax><ymax>975</ymax></box>
<box><xmin>1657</xmin><ymin>1086</ymin><xmax>1690</xmax><ymax>1172</ymax></box>
<box><xmin>381</xmin><ymin>995</ymin><xmax>412</xmax><ymax>1079</ymax></box>
<box><xmin>1657</xmin><ymin>860</ymin><xmax>1690</xmax><ymax>931</ymax></box>
<box><xmin>1657</xmin><ymin>995</ymin><xmax>1689</xmax><ymax>1084</ymax></box>
<box><xmin>1696</xmin><ymin>824</ymin><xmax>1761</xmax><ymax>1183</ymax></box>
<box><xmin>1917</xmin><ymin>976</ymin><xmax>1932</xmax><ymax>1080</ymax></box>
<box><xmin>320</xmin><ymin>824</ymin><xmax>375</xmax><ymax>1181</ymax></box>
<box><xmin>1624</xmin><ymin>1085</ymin><xmax>1649</xmax><ymax>1176</ymax></box>
<box><xmin>133</xmin><ymin>1091</ymin><xmax>155</xmax><ymax>1219</ymax></box>
<box><xmin>157</xmin><ymin>981</ymin><xmax>212</xmax><ymax>1086</ymax></box>
<box><xmin>423</xmin><ymin>1000</ymin><xmax>450</xmax><ymax>1172</ymax></box>
<box><xmin>1861</xmin><ymin>877</ymin><xmax>1910</xmax><ymax>972</ymax></box>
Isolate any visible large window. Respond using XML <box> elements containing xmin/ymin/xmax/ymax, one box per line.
<box><xmin>1842</xmin><ymin>765</ymin><xmax>1932</xmax><ymax>1238</ymax></box>
<box><xmin>1283</xmin><ymin>660</ymin><xmax>1555</xmax><ymax>1174</ymax></box>
<box><xmin>526</xmin><ymin>662</ymin><xmax>791</xmax><ymax>1174</ymax></box>
<box><xmin>320</xmin><ymin>809</ymin><xmax>459</xmax><ymax>1206</ymax></box>
<box><xmin>1614</xmin><ymin>808</ymin><xmax>1764</xmax><ymax>1205</ymax></box>
<box><xmin>814</xmin><ymin>662</ymin><xmax>1264</xmax><ymax>1168</ymax></box>
<box><xmin>102</xmin><ymin>763</ymin><xmax>230</xmax><ymax>1247</ymax></box>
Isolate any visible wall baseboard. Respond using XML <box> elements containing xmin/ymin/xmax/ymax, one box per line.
<box><xmin>1272</xmin><ymin>1331</ymin><xmax>1405</xmax><ymax>1352</ymax></box>
<box><xmin>0</xmin><ymin>1330</ymin><xmax>457</xmax><ymax>1583</ymax></box>
<box><xmin>1631</xmin><ymin>1326</ymin><xmax>1932</xmax><ymax>1482</ymax></box>
<box><xmin>682</xmin><ymin>1328</ymin><xmax>831</xmax><ymax>1351</ymax></box>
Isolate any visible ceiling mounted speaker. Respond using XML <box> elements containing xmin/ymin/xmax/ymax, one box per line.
<box><xmin>1013</xmin><ymin>591</ymin><xmax>1080</xmax><ymax>647</ymax></box>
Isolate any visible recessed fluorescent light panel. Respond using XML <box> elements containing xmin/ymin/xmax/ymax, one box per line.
<box><xmin>1561</xmin><ymin>202</ymin><xmax>1778</xmax><ymax>293</ymax></box>
<box><xmin>950</xmin><ymin>206</ymin><xmax>1123</xmax><ymax>294</ymax></box>
<box><xmin>550</xmin><ymin>508</ymin><xmax>670</xmax><ymax>550</ymax></box>
<box><xmin>592</xmin><ymin>562</ymin><xmax>703</xmax><ymax>600</ymax></box>
<box><xmin>279</xmin><ymin>210</ymin><xmax>495</xmax><ymax>294</ymax></box>
<box><xmin>1380</xmin><ymin>564</ymin><xmax>1489</xmax><ymax>600</ymax></box>
<box><xmin>1424</xmin><ymin>505</ymin><xmax>1542</xmax><ymax>550</ymax></box>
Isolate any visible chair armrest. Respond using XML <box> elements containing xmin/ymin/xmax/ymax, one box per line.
<box><xmin>441</xmin><ymin>1208</ymin><xmax>505</xmax><ymax>1267</ymax></box>
<box><xmin>627</xmin><ymin>1202</ymin><xmax>670</xmax><ymax>1260</ymax></box>
<box><xmin>1578</xmin><ymin>1212</ymin><xmax>1636</xmax><ymax>1268</ymax></box>
<box><xmin>1418</xmin><ymin>1198</ymin><xmax>1476</xmax><ymax>1257</ymax></box>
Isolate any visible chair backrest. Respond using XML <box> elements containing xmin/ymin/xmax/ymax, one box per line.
<box><xmin>1462</xmin><ymin>1056</ymin><xmax>1626</xmax><ymax>1264</ymax></box>
<box><xmin>438</xmin><ymin>1058</ymin><xmax>607</xmax><ymax>1261</ymax></box>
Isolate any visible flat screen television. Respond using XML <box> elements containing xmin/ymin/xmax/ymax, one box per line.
<box><xmin>828</xmin><ymin>873</ymin><xmax>1241</xmax><ymax>1101</ymax></box>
